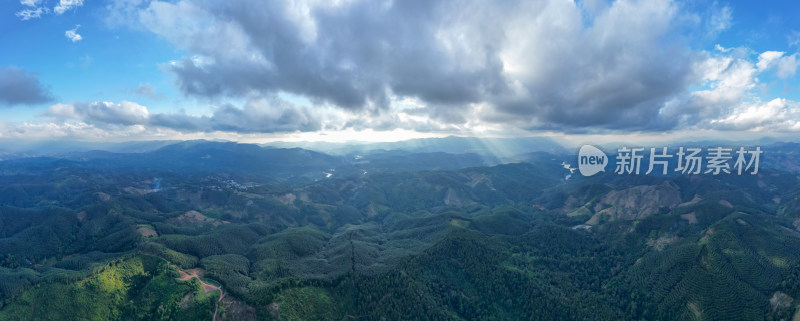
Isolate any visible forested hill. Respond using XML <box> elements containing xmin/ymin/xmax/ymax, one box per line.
<box><xmin>1</xmin><ymin>141</ymin><xmax>800</xmax><ymax>320</ymax></box>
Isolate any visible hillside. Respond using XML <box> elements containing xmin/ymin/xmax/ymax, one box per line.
<box><xmin>0</xmin><ymin>141</ymin><xmax>799</xmax><ymax>320</ymax></box>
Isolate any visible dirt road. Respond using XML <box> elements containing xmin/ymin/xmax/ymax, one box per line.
<box><xmin>171</xmin><ymin>264</ymin><xmax>225</xmax><ymax>321</ymax></box>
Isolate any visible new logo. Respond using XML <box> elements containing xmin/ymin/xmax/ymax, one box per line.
<box><xmin>578</xmin><ymin>145</ymin><xmax>608</xmax><ymax>176</ymax></box>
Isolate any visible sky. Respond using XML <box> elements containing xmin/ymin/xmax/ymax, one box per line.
<box><xmin>0</xmin><ymin>0</ymin><xmax>799</xmax><ymax>143</ymax></box>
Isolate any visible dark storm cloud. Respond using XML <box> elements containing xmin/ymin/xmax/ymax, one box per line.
<box><xmin>132</xmin><ymin>0</ymin><xmax>711</xmax><ymax>131</ymax></box>
<box><xmin>140</xmin><ymin>0</ymin><xmax>510</xmax><ymax>110</ymax></box>
<box><xmin>0</xmin><ymin>66</ymin><xmax>54</xmax><ymax>106</ymax></box>
<box><xmin>484</xmin><ymin>0</ymin><xmax>697</xmax><ymax>131</ymax></box>
<box><xmin>146</xmin><ymin>0</ymin><xmax>510</xmax><ymax>113</ymax></box>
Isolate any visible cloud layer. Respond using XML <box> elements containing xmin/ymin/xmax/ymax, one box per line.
<box><xmin>42</xmin><ymin>97</ymin><xmax>323</xmax><ymax>133</ymax></box>
<box><xmin>7</xmin><ymin>0</ymin><xmax>800</xmax><ymax>139</ymax></box>
<box><xmin>124</xmin><ymin>1</ymin><xmax>670</xmax><ymax>127</ymax></box>
<box><xmin>122</xmin><ymin>0</ymin><xmax>791</xmax><ymax>133</ymax></box>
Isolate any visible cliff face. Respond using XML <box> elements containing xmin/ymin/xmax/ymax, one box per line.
<box><xmin>586</xmin><ymin>181</ymin><xmax>681</xmax><ymax>224</ymax></box>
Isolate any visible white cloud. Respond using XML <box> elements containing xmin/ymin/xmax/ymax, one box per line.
<box><xmin>92</xmin><ymin>0</ymin><xmax>800</xmax><ymax>135</ymax></box>
<box><xmin>789</xmin><ymin>30</ymin><xmax>800</xmax><ymax>48</ymax></box>
<box><xmin>710</xmin><ymin>98</ymin><xmax>800</xmax><ymax>131</ymax></box>
<box><xmin>43</xmin><ymin>103</ymin><xmax>79</xmax><ymax>119</ymax></box>
<box><xmin>0</xmin><ymin>121</ymin><xmax>162</xmax><ymax>141</ymax></box>
<box><xmin>660</xmin><ymin>51</ymin><xmax>757</xmax><ymax>124</ymax></box>
<box><xmin>44</xmin><ymin>101</ymin><xmax>150</xmax><ymax>125</ymax></box>
<box><xmin>714</xmin><ymin>44</ymin><xmax>733</xmax><ymax>53</ymax></box>
<box><xmin>701</xmin><ymin>55</ymin><xmax>757</xmax><ymax>97</ymax></box>
<box><xmin>775</xmin><ymin>54</ymin><xmax>799</xmax><ymax>78</ymax></box>
<box><xmin>20</xmin><ymin>0</ymin><xmax>41</xmax><ymax>7</ymax></box>
<box><xmin>756</xmin><ymin>51</ymin><xmax>799</xmax><ymax>78</ymax></box>
<box><xmin>54</xmin><ymin>0</ymin><xmax>84</xmax><ymax>15</ymax></box>
<box><xmin>757</xmin><ymin>51</ymin><xmax>785</xmax><ymax>71</ymax></box>
<box><xmin>15</xmin><ymin>7</ymin><xmax>47</xmax><ymax>20</ymax></box>
<box><xmin>65</xmin><ymin>25</ymin><xmax>82</xmax><ymax>42</ymax></box>
<box><xmin>654</xmin><ymin>45</ymin><xmax>798</xmax><ymax>131</ymax></box>
<box><xmin>16</xmin><ymin>0</ymin><xmax>85</xmax><ymax>20</ymax></box>
<box><xmin>40</xmin><ymin>97</ymin><xmax>330</xmax><ymax>133</ymax></box>
<box><xmin>667</xmin><ymin>48</ymin><xmax>800</xmax><ymax>132</ymax></box>
<box><xmin>707</xmin><ymin>4</ymin><xmax>732</xmax><ymax>37</ymax></box>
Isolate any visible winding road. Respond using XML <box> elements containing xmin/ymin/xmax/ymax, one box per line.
<box><xmin>172</xmin><ymin>264</ymin><xmax>225</xmax><ymax>321</ymax></box>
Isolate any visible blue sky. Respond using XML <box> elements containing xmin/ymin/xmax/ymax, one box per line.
<box><xmin>0</xmin><ymin>0</ymin><xmax>799</xmax><ymax>142</ymax></box>
<box><xmin>1</xmin><ymin>1</ymin><xmax>183</xmax><ymax>119</ymax></box>
<box><xmin>709</xmin><ymin>1</ymin><xmax>800</xmax><ymax>98</ymax></box>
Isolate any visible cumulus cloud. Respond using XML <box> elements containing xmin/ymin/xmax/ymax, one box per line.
<box><xmin>757</xmin><ymin>51</ymin><xmax>799</xmax><ymax>78</ymax></box>
<box><xmin>54</xmin><ymin>0</ymin><xmax>84</xmax><ymax>15</ymax></box>
<box><xmin>0</xmin><ymin>66</ymin><xmax>53</xmax><ymax>106</ymax></box>
<box><xmin>757</xmin><ymin>51</ymin><xmax>784</xmax><ymax>71</ymax></box>
<box><xmin>123</xmin><ymin>0</ymin><xmax>709</xmax><ymax>132</ymax></box>
<box><xmin>65</xmin><ymin>25</ymin><xmax>82</xmax><ymax>42</ymax></box>
<box><xmin>688</xmin><ymin>52</ymin><xmax>755</xmax><ymax>109</ymax></box>
<box><xmin>773</xmin><ymin>55</ymin><xmax>799</xmax><ymax>79</ymax></box>
<box><xmin>79</xmin><ymin>0</ymin><xmax>795</xmax><ymax>135</ymax></box>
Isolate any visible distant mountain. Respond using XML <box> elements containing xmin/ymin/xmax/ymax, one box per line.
<box><xmin>56</xmin><ymin>141</ymin><xmax>347</xmax><ymax>181</ymax></box>
<box><xmin>1</xmin><ymin>141</ymin><xmax>512</xmax><ymax>183</ymax></box>
<box><xmin>265</xmin><ymin>135</ymin><xmax>567</xmax><ymax>159</ymax></box>
<box><xmin>0</xmin><ymin>140</ymin><xmax>180</xmax><ymax>158</ymax></box>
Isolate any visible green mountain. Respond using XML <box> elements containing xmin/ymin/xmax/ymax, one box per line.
<box><xmin>1</xmin><ymin>141</ymin><xmax>799</xmax><ymax>320</ymax></box>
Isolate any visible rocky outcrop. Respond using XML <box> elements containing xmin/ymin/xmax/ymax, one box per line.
<box><xmin>586</xmin><ymin>181</ymin><xmax>681</xmax><ymax>224</ymax></box>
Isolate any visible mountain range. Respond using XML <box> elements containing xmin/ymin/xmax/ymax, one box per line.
<box><xmin>0</xmin><ymin>138</ymin><xmax>800</xmax><ymax>320</ymax></box>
